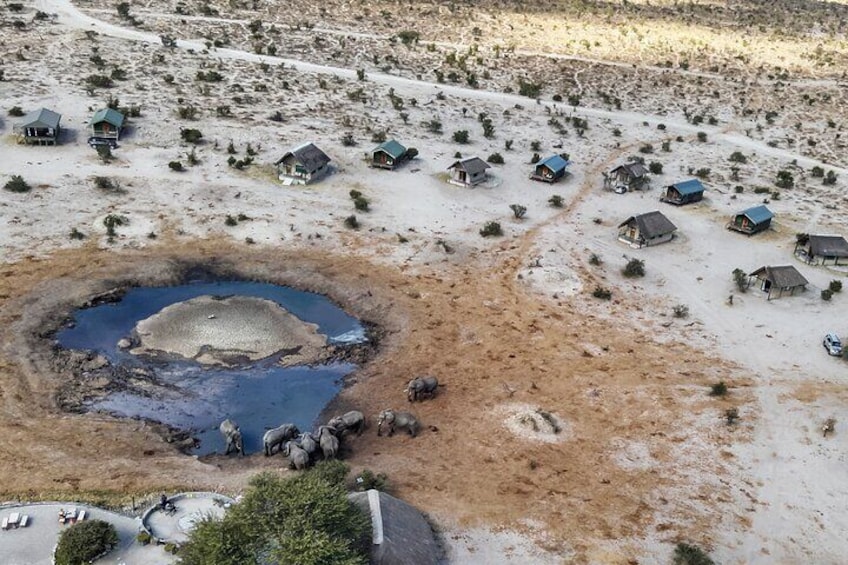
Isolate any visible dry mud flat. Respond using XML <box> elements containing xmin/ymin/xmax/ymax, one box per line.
<box><xmin>0</xmin><ymin>241</ymin><xmax>746</xmax><ymax>562</ymax></box>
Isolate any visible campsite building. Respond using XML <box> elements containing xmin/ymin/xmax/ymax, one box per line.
<box><xmin>660</xmin><ymin>179</ymin><xmax>705</xmax><ymax>205</ymax></box>
<box><xmin>605</xmin><ymin>162</ymin><xmax>648</xmax><ymax>191</ymax></box>
<box><xmin>17</xmin><ymin>108</ymin><xmax>61</xmax><ymax>145</ymax></box>
<box><xmin>530</xmin><ymin>155</ymin><xmax>570</xmax><ymax>183</ymax></box>
<box><xmin>370</xmin><ymin>139</ymin><xmax>409</xmax><ymax>170</ymax></box>
<box><xmin>618</xmin><ymin>211</ymin><xmax>677</xmax><ymax>248</ymax></box>
<box><xmin>748</xmin><ymin>265</ymin><xmax>809</xmax><ymax>300</ymax></box>
<box><xmin>795</xmin><ymin>234</ymin><xmax>848</xmax><ymax>265</ymax></box>
<box><xmin>727</xmin><ymin>205</ymin><xmax>773</xmax><ymax>235</ymax></box>
<box><xmin>275</xmin><ymin>142</ymin><xmax>331</xmax><ymax>185</ymax></box>
<box><xmin>448</xmin><ymin>157</ymin><xmax>490</xmax><ymax>187</ymax></box>
<box><xmin>89</xmin><ymin>108</ymin><xmax>125</xmax><ymax>144</ymax></box>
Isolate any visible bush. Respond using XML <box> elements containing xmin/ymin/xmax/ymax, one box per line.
<box><xmin>353</xmin><ymin>469</ymin><xmax>389</xmax><ymax>492</ymax></box>
<box><xmin>822</xmin><ymin>289</ymin><xmax>833</xmax><ymax>301</ymax></box>
<box><xmin>180</xmin><ymin>128</ymin><xmax>203</xmax><ymax>144</ymax></box>
<box><xmin>8</xmin><ymin>106</ymin><xmax>24</xmax><ymax>116</ymax></box>
<box><xmin>673</xmin><ymin>542</ymin><xmax>715</xmax><ymax>565</ymax></box>
<box><xmin>136</xmin><ymin>531</ymin><xmax>152</xmax><ymax>545</ymax></box>
<box><xmin>344</xmin><ymin>215</ymin><xmax>359</xmax><ymax>229</ymax></box>
<box><xmin>696</xmin><ymin>131</ymin><xmax>707</xmax><ymax>142</ymax></box>
<box><xmin>672</xmin><ymin>304</ymin><xmax>689</xmax><ymax>318</ymax></box>
<box><xmin>830</xmin><ymin>280</ymin><xmax>843</xmax><ymax>293</ymax></box>
<box><xmin>622</xmin><ymin>258</ymin><xmax>645</xmax><ymax>278</ymax></box>
<box><xmin>69</xmin><ymin>228</ymin><xmax>86</xmax><ymax>240</ymax></box>
<box><xmin>548</xmin><ymin>195</ymin><xmax>564</xmax><ymax>208</ymax></box>
<box><xmin>168</xmin><ymin>161</ymin><xmax>184</xmax><ymax>171</ymax></box>
<box><xmin>592</xmin><ymin>286</ymin><xmax>612</xmax><ymax>300</ymax></box>
<box><xmin>487</xmin><ymin>152</ymin><xmax>504</xmax><ymax>164</ymax></box>
<box><xmin>775</xmin><ymin>169</ymin><xmax>794</xmax><ymax>189</ymax></box>
<box><xmin>732</xmin><ymin>268</ymin><xmax>748</xmax><ymax>292</ymax></box>
<box><xmin>823</xmin><ymin>170</ymin><xmax>838</xmax><ymax>185</ymax></box>
<box><xmin>452</xmin><ymin>130</ymin><xmax>469</xmax><ymax>144</ymax></box>
<box><xmin>729</xmin><ymin>151</ymin><xmax>747</xmax><ymax>163</ymax></box>
<box><xmin>353</xmin><ymin>196</ymin><xmax>369</xmax><ymax>211</ymax></box>
<box><xmin>811</xmin><ymin>165</ymin><xmax>825</xmax><ymax>177</ymax></box>
<box><xmin>518</xmin><ymin>79</ymin><xmax>542</xmax><ymax>98</ymax></box>
<box><xmin>4</xmin><ymin>175</ymin><xmax>31</xmax><ymax>193</ymax></box>
<box><xmin>86</xmin><ymin>74</ymin><xmax>113</xmax><ymax>88</ymax></box>
<box><xmin>695</xmin><ymin>168</ymin><xmax>711</xmax><ymax>179</ymax></box>
<box><xmin>509</xmin><ymin>204</ymin><xmax>527</xmax><ymax>219</ymax></box>
<box><xmin>225</xmin><ymin>215</ymin><xmax>238</xmax><ymax>226</ymax></box>
<box><xmin>178</xmin><ymin>471</ymin><xmax>370</xmax><ymax>565</ymax></box>
<box><xmin>725</xmin><ymin>408</ymin><xmax>739</xmax><ymax>425</ymax></box>
<box><xmin>648</xmin><ymin>161</ymin><xmax>663</xmax><ymax>174</ymax></box>
<box><xmin>709</xmin><ymin>382</ymin><xmax>728</xmax><ymax>397</ymax></box>
<box><xmin>639</xmin><ymin>144</ymin><xmax>654</xmax><ymax>154</ymax></box>
<box><xmin>589</xmin><ymin>253</ymin><xmax>602</xmax><ymax>266</ymax></box>
<box><xmin>341</xmin><ymin>133</ymin><xmax>356</xmax><ymax>146</ymax></box>
<box><xmin>479</xmin><ymin>221</ymin><xmax>503</xmax><ymax>237</ymax></box>
<box><xmin>54</xmin><ymin>520</ymin><xmax>119</xmax><ymax>565</ymax></box>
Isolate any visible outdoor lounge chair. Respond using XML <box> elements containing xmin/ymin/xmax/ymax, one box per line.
<box><xmin>77</xmin><ymin>510</ymin><xmax>86</xmax><ymax>522</ymax></box>
<box><xmin>19</xmin><ymin>515</ymin><xmax>28</xmax><ymax>527</ymax></box>
<box><xmin>1</xmin><ymin>517</ymin><xmax>8</xmax><ymax>530</ymax></box>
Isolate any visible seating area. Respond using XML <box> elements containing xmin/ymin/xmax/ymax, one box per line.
<box><xmin>1</xmin><ymin>511</ymin><xmax>30</xmax><ymax>530</ymax></box>
<box><xmin>58</xmin><ymin>507</ymin><xmax>85</xmax><ymax>525</ymax></box>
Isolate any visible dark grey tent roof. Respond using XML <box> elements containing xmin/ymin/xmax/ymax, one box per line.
<box><xmin>20</xmin><ymin>108</ymin><xmax>61</xmax><ymax>129</ymax></box>
<box><xmin>611</xmin><ymin>162</ymin><xmax>647</xmax><ymax>178</ymax></box>
<box><xmin>619</xmin><ymin>210</ymin><xmax>677</xmax><ymax>239</ymax></box>
<box><xmin>448</xmin><ymin>157</ymin><xmax>490</xmax><ymax>175</ymax></box>
<box><xmin>749</xmin><ymin>265</ymin><xmax>809</xmax><ymax>288</ymax></box>
<box><xmin>809</xmin><ymin>235</ymin><xmax>848</xmax><ymax>258</ymax></box>
<box><xmin>348</xmin><ymin>490</ymin><xmax>439</xmax><ymax>565</ymax></box>
<box><xmin>275</xmin><ymin>142</ymin><xmax>331</xmax><ymax>172</ymax></box>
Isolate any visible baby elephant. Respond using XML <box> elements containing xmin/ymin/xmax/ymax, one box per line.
<box><xmin>328</xmin><ymin>410</ymin><xmax>366</xmax><ymax>436</ymax></box>
<box><xmin>283</xmin><ymin>441</ymin><xmax>309</xmax><ymax>470</ymax></box>
<box><xmin>377</xmin><ymin>409</ymin><xmax>420</xmax><ymax>437</ymax></box>
<box><xmin>263</xmin><ymin>423</ymin><xmax>300</xmax><ymax>456</ymax></box>
<box><xmin>406</xmin><ymin>376</ymin><xmax>439</xmax><ymax>402</ymax></box>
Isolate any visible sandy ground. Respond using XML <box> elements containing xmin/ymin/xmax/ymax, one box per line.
<box><xmin>1</xmin><ymin>0</ymin><xmax>848</xmax><ymax>563</ymax></box>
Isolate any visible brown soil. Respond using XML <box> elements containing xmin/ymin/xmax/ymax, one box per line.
<box><xmin>0</xmin><ymin>235</ymin><xmax>744</xmax><ymax>560</ymax></box>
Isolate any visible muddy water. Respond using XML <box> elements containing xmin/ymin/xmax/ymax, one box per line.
<box><xmin>57</xmin><ymin>282</ymin><xmax>365</xmax><ymax>455</ymax></box>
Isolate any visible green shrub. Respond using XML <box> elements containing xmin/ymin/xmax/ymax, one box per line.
<box><xmin>180</xmin><ymin>128</ymin><xmax>203</xmax><ymax>143</ymax></box>
<box><xmin>69</xmin><ymin>228</ymin><xmax>86</xmax><ymax>240</ymax></box>
<box><xmin>178</xmin><ymin>471</ymin><xmax>370</xmax><ymax>565</ymax></box>
<box><xmin>725</xmin><ymin>408</ymin><xmax>739</xmax><ymax>425</ymax></box>
<box><xmin>622</xmin><ymin>258</ymin><xmax>645</xmax><ymax>278</ymax></box>
<box><xmin>353</xmin><ymin>469</ymin><xmax>389</xmax><ymax>492</ymax></box>
<box><xmin>54</xmin><ymin>520</ymin><xmax>118</xmax><ymax>565</ymax></box>
<box><xmin>811</xmin><ymin>165</ymin><xmax>824</xmax><ymax>177</ymax></box>
<box><xmin>592</xmin><ymin>286</ymin><xmax>612</xmax><ymax>300</ymax></box>
<box><xmin>136</xmin><ymin>531</ymin><xmax>152</xmax><ymax>545</ymax></box>
<box><xmin>673</xmin><ymin>542</ymin><xmax>715</xmax><ymax>565</ymax></box>
<box><xmin>775</xmin><ymin>170</ymin><xmax>794</xmax><ymax>189</ymax></box>
<box><xmin>695</xmin><ymin>168</ymin><xmax>711</xmax><ymax>178</ymax></box>
<box><xmin>548</xmin><ymin>195</ymin><xmax>564</xmax><ymax>208</ymax></box>
<box><xmin>479</xmin><ymin>221</ymin><xmax>503</xmax><ymax>237</ymax></box>
<box><xmin>86</xmin><ymin>74</ymin><xmax>113</xmax><ymax>88</ymax></box>
<box><xmin>589</xmin><ymin>253</ymin><xmax>602</xmax><ymax>266</ymax></box>
<box><xmin>648</xmin><ymin>161</ymin><xmax>663</xmax><ymax>174</ymax></box>
<box><xmin>4</xmin><ymin>175</ymin><xmax>31</xmax><ymax>193</ymax></box>
<box><xmin>225</xmin><ymin>215</ymin><xmax>238</xmax><ymax>226</ymax></box>
<box><xmin>509</xmin><ymin>204</ymin><xmax>527</xmax><ymax>219</ymax></box>
<box><xmin>487</xmin><ymin>152</ymin><xmax>504</xmax><ymax>164</ymax></box>
<box><xmin>517</xmin><ymin>79</ymin><xmax>542</xmax><ymax>98</ymax></box>
<box><xmin>729</xmin><ymin>151</ymin><xmax>747</xmax><ymax>164</ymax></box>
<box><xmin>823</xmin><ymin>170</ymin><xmax>838</xmax><ymax>185</ymax></box>
<box><xmin>353</xmin><ymin>196</ymin><xmax>369</xmax><ymax>211</ymax></box>
<box><xmin>709</xmin><ymin>381</ymin><xmax>728</xmax><ymax>397</ymax></box>
<box><xmin>732</xmin><ymin>268</ymin><xmax>748</xmax><ymax>292</ymax></box>
<box><xmin>169</xmin><ymin>161</ymin><xmax>184</xmax><ymax>171</ymax></box>
<box><xmin>8</xmin><ymin>106</ymin><xmax>24</xmax><ymax>116</ymax></box>
<box><xmin>639</xmin><ymin>143</ymin><xmax>654</xmax><ymax>154</ymax></box>
<box><xmin>822</xmin><ymin>289</ymin><xmax>833</xmax><ymax>301</ymax></box>
<box><xmin>163</xmin><ymin>542</ymin><xmax>179</xmax><ymax>554</ymax></box>
<box><xmin>344</xmin><ymin>215</ymin><xmax>359</xmax><ymax>229</ymax></box>
<box><xmin>830</xmin><ymin>280</ymin><xmax>843</xmax><ymax>293</ymax></box>
<box><xmin>452</xmin><ymin>130</ymin><xmax>469</xmax><ymax>144</ymax></box>
<box><xmin>672</xmin><ymin>304</ymin><xmax>689</xmax><ymax>318</ymax></box>
<box><xmin>697</xmin><ymin>131</ymin><xmax>707</xmax><ymax>142</ymax></box>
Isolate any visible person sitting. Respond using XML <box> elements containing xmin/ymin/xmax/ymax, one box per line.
<box><xmin>159</xmin><ymin>494</ymin><xmax>168</xmax><ymax>510</ymax></box>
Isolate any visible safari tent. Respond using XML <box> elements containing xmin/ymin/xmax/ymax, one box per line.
<box><xmin>16</xmin><ymin>108</ymin><xmax>62</xmax><ymax>145</ymax></box>
<box><xmin>371</xmin><ymin>139</ymin><xmax>410</xmax><ymax>170</ymax></box>
<box><xmin>660</xmin><ymin>179</ymin><xmax>705</xmax><ymax>205</ymax></box>
<box><xmin>275</xmin><ymin>142</ymin><xmax>331</xmax><ymax>185</ymax></box>
<box><xmin>530</xmin><ymin>154</ymin><xmax>570</xmax><ymax>183</ymax></box>
<box><xmin>618</xmin><ymin>211</ymin><xmax>677</xmax><ymax>248</ymax></box>
<box><xmin>347</xmin><ymin>489</ymin><xmax>439</xmax><ymax>565</ymax></box>
<box><xmin>727</xmin><ymin>205</ymin><xmax>773</xmax><ymax>235</ymax></box>
<box><xmin>748</xmin><ymin>265</ymin><xmax>808</xmax><ymax>300</ymax></box>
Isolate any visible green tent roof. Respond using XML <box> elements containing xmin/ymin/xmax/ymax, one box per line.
<box><xmin>91</xmin><ymin>108</ymin><xmax>125</xmax><ymax>128</ymax></box>
<box><xmin>373</xmin><ymin>139</ymin><xmax>407</xmax><ymax>159</ymax></box>
<box><xmin>20</xmin><ymin>108</ymin><xmax>61</xmax><ymax>129</ymax></box>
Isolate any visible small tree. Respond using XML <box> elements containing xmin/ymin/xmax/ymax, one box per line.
<box><xmin>54</xmin><ymin>520</ymin><xmax>119</xmax><ymax>565</ymax></box>
<box><xmin>8</xmin><ymin>106</ymin><xmax>24</xmax><ymax>116</ymax></box>
<box><xmin>453</xmin><ymin>130</ymin><xmax>470</xmax><ymax>144</ymax></box>
<box><xmin>822</xmin><ymin>289</ymin><xmax>833</xmax><ymax>301</ymax></box>
<box><xmin>592</xmin><ymin>286</ymin><xmax>612</xmax><ymax>300</ymax></box>
<box><xmin>479</xmin><ymin>221</ymin><xmax>503</xmax><ymax>237</ymax></box>
<box><xmin>509</xmin><ymin>204</ymin><xmax>527</xmax><ymax>219</ymax></box>
<box><xmin>829</xmin><ymin>280</ymin><xmax>843</xmax><ymax>293</ymax></box>
<box><xmin>181</xmin><ymin>128</ymin><xmax>203</xmax><ymax>143</ymax></box>
<box><xmin>725</xmin><ymin>408</ymin><xmax>739</xmax><ymax>425</ymax></box>
<box><xmin>344</xmin><ymin>215</ymin><xmax>359</xmax><ymax>229</ymax></box>
<box><xmin>672</xmin><ymin>304</ymin><xmax>689</xmax><ymax>318</ymax></box>
<box><xmin>648</xmin><ymin>161</ymin><xmax>663</xmax><ymax>174</ymax></box>
<box><xmin>548</xmin><ymin>195</ymin><xmax>564</xmax><ymax>208</ymax></box>
<box><xmin>353</xmin><ymin>196</ymin><xmax>369</xmax><ymax>211</ymax></box>
<box><xmin>775</xmin><ymin>170</ymin><xmax>794</xmax><ymax>189</ymax></box>
<box><xmin>96</xmin><ymin>144</ymin><xmax>113</xmax><ymax>163</ymax></box>
<box><xmin>696</xmin><ymin>131</ymin><xmax>708</xmax><ymax>142</ymax></box>
<box><xmin>732</xmin><ymin>268</ymin><xmax>748</xmax><ymax>292</ymax></box>
<box><xmin>4</xmin><ymin>175</ymin><xmax>31</xmax><ymax>193</ymax></box>
<box><xmin>487</xmin><ymin>152</ymin><xmax>504</xmax><ymax>164</ymax></box>
<box><xmin>709</xmin><ymin>382</ymin><xmax>728</xmax><ymax>397</ymax></box>
<box><xmin>729</xmin><ymin>151</ymin><xmax>747</xmax><ymax>163</ymax></box>
<box><xmin>622</xmin><ymin>258</ymin><xmax>645</xmax><ymax>278</ymax></box>
<box><xmin>169</xmin><ymin>161</ymin><xmax>185</xmax><ymax>171</ymax></box>
<box><xmin>673</xmin><ymin>542</ymin><xmax>715</xmax><ymax>565</ymax></box>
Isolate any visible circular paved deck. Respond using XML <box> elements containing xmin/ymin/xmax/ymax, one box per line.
<box><xmin>143</xmin><ymin>492</ymin><xmax>233</xmax><ymax>544</ymax></box>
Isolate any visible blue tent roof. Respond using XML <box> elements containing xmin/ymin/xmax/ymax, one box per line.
<box><xmin>740</xmin><ymin>205</ymin><xmax>774</xmax><ymax>224</ymax></box>
<box><xmin>538</xmin><ymin>155</ymin><xmax>570</xmax><ymax>173</ymax></box>
<box><xmin>670</xmin><ymin>179</ymin><xmax>705</xmax><ymax>196</ymax></box>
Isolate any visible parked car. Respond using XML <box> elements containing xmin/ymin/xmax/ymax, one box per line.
<box><xmin>823</xmin><ymin>333</ymin><xmax>843</xmax><ymax>356</ymax></box>
<box><xmin>613</xmin><ymin>184</ymin><xmax>627</xmax><ymax>194</ymax></box>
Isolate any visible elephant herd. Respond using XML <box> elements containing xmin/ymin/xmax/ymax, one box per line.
<box><xmin>218</xmin><ymin>375</ymin><xmax>442</xmax><ymax>469</ymax></box>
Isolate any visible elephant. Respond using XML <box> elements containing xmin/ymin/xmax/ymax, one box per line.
<box><xmin>219</xmin><ymin>419</ymin><xmax>244</xmax><ymax>456</ymax></box>
<box><xmin>263</xmin><ymin>423</ymin><xmax>300</xmax><ymax>456</ymax></box>
<box><xmin>298</xmin><ymin>432</ymin><xmax>318</xmax><ymax>458</ymax></box>
<box><xmin>283</xmin><ymin>441</ymin><xmax>309</xmax><ymax>470</ymax></box>
<box><xmin>318</xmin><ymin>426</ymin><xmax>339</xmax><ymax>459</ymax></box>
<box><xmin>405</xmin><ymin>376</ymin><xmax>439</xmax><ymax>402</ymax></box>
<box><xmin>328</xmin><ymin>410</ymin><xmax>366</xmax><ymax>436</ymax></box>
<box><xmin>377</xmin><ymin>409</ymin><xmax>420</xmax><ymax>437</ymax></box>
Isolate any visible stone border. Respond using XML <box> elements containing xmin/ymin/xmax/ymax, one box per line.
<box><xmin>140</xmin><ymin>491</ymin><xmax>236</xmax><ymax>545</ymax></box>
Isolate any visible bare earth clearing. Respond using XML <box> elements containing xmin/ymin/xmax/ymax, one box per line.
<box><xmin>1</xmin><ymin>0</ymin><xmax>848</xmax><ymax>563</ymax></box>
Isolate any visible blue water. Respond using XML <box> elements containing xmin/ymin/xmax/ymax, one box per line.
<box><xmin>56</xmin><ymin>282</ymin><xmax>365</xmax><ymax>455</ymax></box>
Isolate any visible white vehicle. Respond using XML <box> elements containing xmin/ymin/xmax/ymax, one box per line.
<box><xmin>823</xmin><ymin>333</ymin><xmax>843</xmax><ymax>356</ymax></box>
<box><xmin>613</xmin><ymin>184</ymin><xmax>627</xmax><ymax>194</ymax></box>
